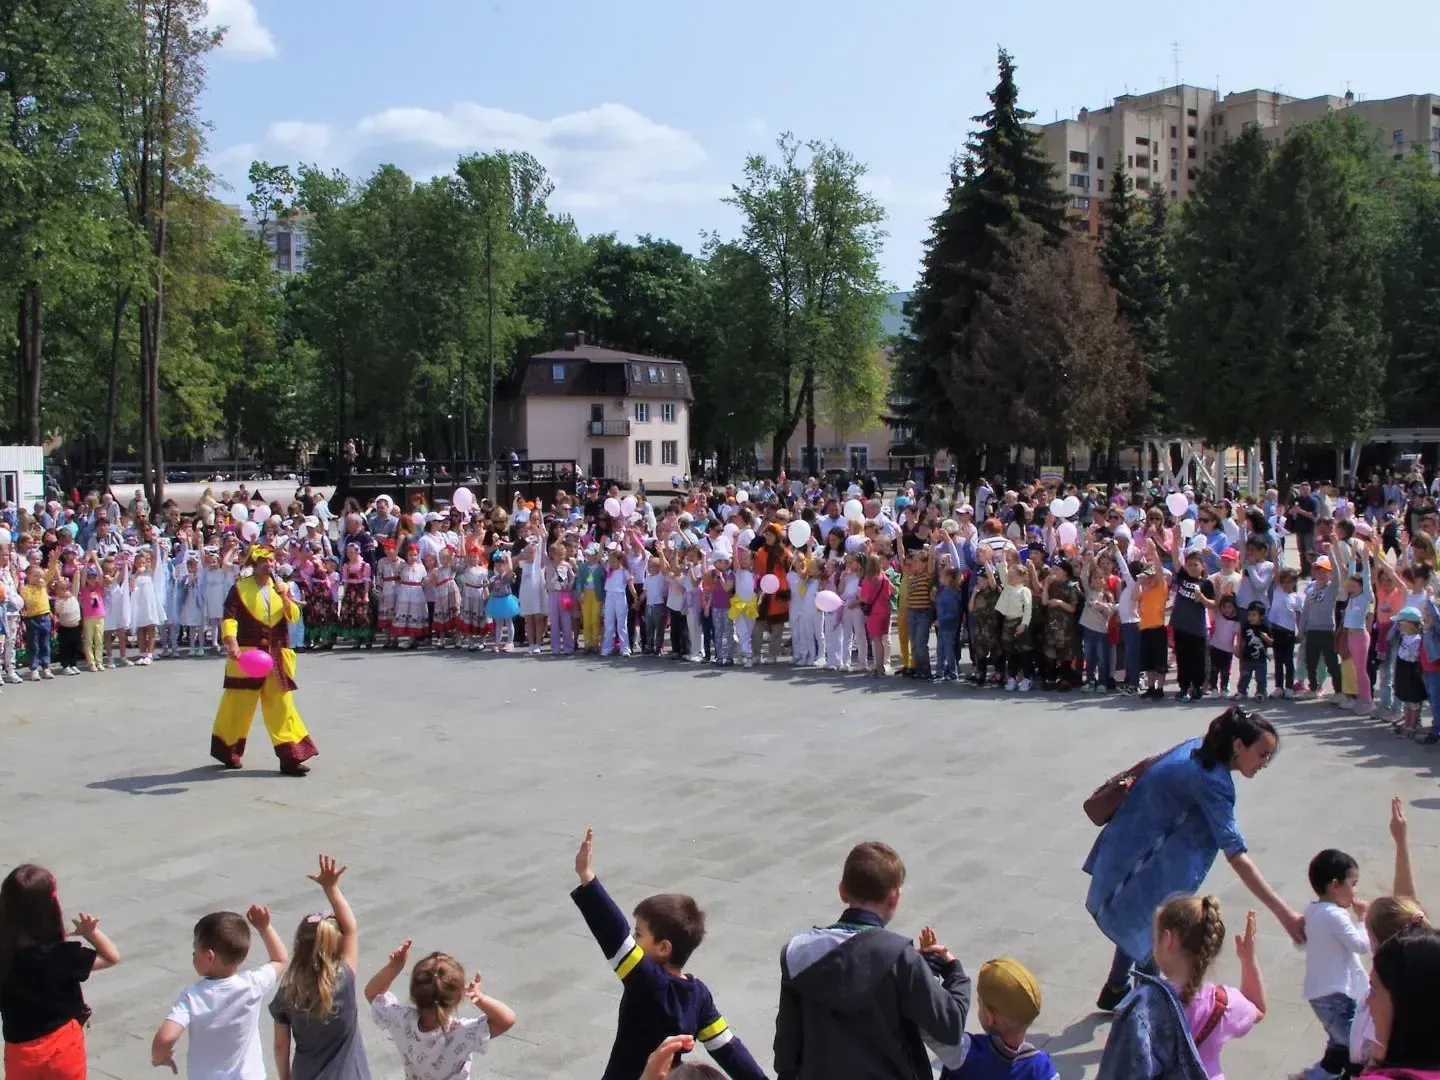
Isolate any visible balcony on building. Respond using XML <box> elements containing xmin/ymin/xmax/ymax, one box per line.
<box><xmin>587</xmin><ymin>419</ymin><xmax>631</xmax><ymax>437</ymax></box>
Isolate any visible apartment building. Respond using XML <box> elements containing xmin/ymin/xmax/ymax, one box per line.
<box><xmin>1035</xmin><ymin>85</ymin><xmax>1440</xmax><ymax>234</ymax></box>
<box><xmin>236</xmin><ymin>207</ymin><xmax>311</xmax><ymax>274</ymax></box>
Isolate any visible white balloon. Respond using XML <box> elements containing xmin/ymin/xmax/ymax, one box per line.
<box><xmin>252</xmin><ymin>506</ymin><xmax>272</xmax><ymax>524</ymax></box>
<box><xmin>723</xmin><ymin>523</ymin><xmax>739</xmax><ymax>537</ymax></box>
<box><xmin>604</xmin><ymin>497</ymin><xmax>621</xmax><ymax>518</ymax></box>
<box><xmin>620</xmin><ymin>495</ymin><xmax>637</xmax><ymax>517</ymax></box>
<box><xmin>1166</xmin><ymin>492</ymin><xmax>1190</xmax><ymax>517</ymax></box>
<box><xmin>1061</xmin><ymin>495</ymin><xmax>1081</xmax><ymax>518</ymax></box>
<box><xmin>787</xmin><ymin>520</ymin><xmax>811</xmax><ymax>547</ymax></box>
<box><xmin>1180</xmin><ymin>517</ymin><xmax>1197</xmax><ymax>538</ymax></box>
<box><xmin>240</xmin><ymin>521</ymin><xmax>260</xmax><ymax>541</ymax></box>
<box><xmin>1049</xmin><ymin>497</ymin><xmax>1068</xmax><ymax>520</ymax></box>
<box><xmin>1057</xmin><ymin>521</ymin><xmax>1078</xmax><ymax>546</ymax></box>
<box><xmin>736</xmin><ymin>490</ymin><xmax>750</xmax><ymax>503</ymax></box>
<box><xmin>843</xmin><ymin>499</ymin><xmax>864</xmax><ymax>521</ymax></box>
<box><xmin>230</xmin><ymin>503</ymin><xmax>249</xmax><ymax>522</ymax></box>
<box><xmin>452</xmin><ymin>487</ymin><xmax>474</xmax><ymax>512</ymax></box>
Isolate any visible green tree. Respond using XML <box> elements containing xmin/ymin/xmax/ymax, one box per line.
<box><xmin>1382</xmin><ymin>156</ymin><xmax>1440</xmax><ymax>424</ymax></box>
<box><xmin>1099</xmin><ymin>163</ymin><xmax>1172</xmax><ymax>430</ymax></box>
<box><xmin>725</xmin><ymin>132</ymin><xmax>889</xmax><ymax>473</ymax></box>
<box><xmin>892</xmin><ymin>48</ymin><xmax>1065</xmax><ymax>467</ymax></box>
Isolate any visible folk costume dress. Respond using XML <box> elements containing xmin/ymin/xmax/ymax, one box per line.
<box><xmin>209</xmin><ymin>571</ymin><xmax>317</xmax><ymax>774</ymax></box>
<box><xmin>337</xmin><ymin>558</ymin><xmax>374</xmax><ymax>645</ymax></box>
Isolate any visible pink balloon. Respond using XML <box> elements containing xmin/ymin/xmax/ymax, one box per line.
<box><xmin>815</xmin><ymin>589</ymin><xmax>844</xmax><ymax>613</ymax></box>
<box><xmin>411</xmin><ymin>512</ymin><xmax>426</xmax><ymax>527</ymax></box>
<box><xmin>760</xmin><ymin>573</ymin><xmax>781</xmax><ymax>595</ymax></box>
<box><xmin>236</xmin><ymin>649</ymin><xmax>273</xmax><ymax>679</ymax></box>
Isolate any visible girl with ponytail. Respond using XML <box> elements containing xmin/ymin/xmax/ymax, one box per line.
<box><xmin>271</xmin><ymin>855</ymin><xmax>369</xmax><ymax>1080</ymax></box>
<box><xmin>1154</xmin><ymin>895</ymin><xmax>1267</xmax><ymax>1079</ymax></box>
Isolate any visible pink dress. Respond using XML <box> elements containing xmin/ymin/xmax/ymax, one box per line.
<box><xmin>1179</xmin><ymin>982</ymin><xmax>1261</xmax><ymax>1080</ymax></box>
<box><xmin>859</xmin><ymin>574</ymin><xmax>893</xmax><ymax>639</ymax></box>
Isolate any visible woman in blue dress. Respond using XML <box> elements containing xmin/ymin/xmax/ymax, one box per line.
<box><xmin>1084</xmin><ymin>706</ymin><xmax>1305</xmax><ymax>1010</ymax></box>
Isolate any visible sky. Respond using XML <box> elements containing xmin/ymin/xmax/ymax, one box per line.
<box><xmin>201</xmin><ymin>0</ymin><xmax>1439</xmax><ymax>287</ymax></box>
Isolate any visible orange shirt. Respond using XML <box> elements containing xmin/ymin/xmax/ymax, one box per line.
<box><xmin>1139</xmin><ymin>580</ymin><xmax>1168</xmax><ymax>629</ymax></box>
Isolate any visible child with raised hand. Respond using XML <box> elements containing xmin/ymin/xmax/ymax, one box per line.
<box><xmin>1</xmin><ymin>863</ymin><xmax>120</xmax><ymax>1080</ymax></box>
<box><xmin>152</xmin><ymin>904</ymin><xmax>289</xmax><ymax>1077</ymax></box>
<box><xmin>1350</xmin><ymin>798</ymin><xmax>1430</xmax><ymax>1073</ymax></box>
<box><xmin>571</xmin><ymin>829</ymin><xmax>765</xmax><ymax>1080</ymax></box>
<box><xmin>1153</xmin><ymin>896</ymin><xmax>1265</xmax><ymax>1080</ymax></box>
<box><xmin>271</xmin><ymin>855</ymin><xmax>368</xmax><ymax>1080</ymax></box>
<box><xmin>363</xmin><ymin>940</ymin><xmax>514</xmax><ymax>1080</ymax></box>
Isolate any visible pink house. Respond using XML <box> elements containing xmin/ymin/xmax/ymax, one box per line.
<box><xmin>493</xmin><ymin>332</ymin><xmax>693</xmax><ymax>491</ymax></box>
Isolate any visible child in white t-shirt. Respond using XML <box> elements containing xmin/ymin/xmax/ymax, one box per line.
<box><xmin>364</xmin><ymin>939</ymin><xmax>516</xmax><ymax>1080</ymax></box>
<box><xmin>1302</xmin><ymin>848</ymin><xmax>1370</xmax><ymax>1080</ymax></box>
<box><xmin>151</xmin><ymin>905</ymin><xmax>289</xmax><ymax>1079</ymax></box>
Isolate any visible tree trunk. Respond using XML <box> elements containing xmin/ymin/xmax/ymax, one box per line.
<box><xmin>146</xmin><ymin>298</ymin><xmax>164</xmax><ymax>506</ymax></box>
<box><xmin>103</xmin><ymin>287</ymin><xmax>129</xmax><ymax>490</ymax></box>
<box><xmin>138</xmin><ymin>310</ymin><xmax>152</xmax><ymax>503</ymax></box>
<box><xmin>803</xmin><ymin>359</ymin><xmax>816</xmax><ymax>475</ymax></box>
<box><xmin>17</xmin><ymin>284</ymin><xmax>43</xmax><ymax>445</ymax></box>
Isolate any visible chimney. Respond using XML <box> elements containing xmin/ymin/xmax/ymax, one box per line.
<box><xmin>563</xmin><ymin>332</ymin><xmax>576</xmax><ymax>350</ymax></box>
<box><xmin>575</xmin><ymin>330</ymin><xmax>586</xmax><ymax>348</ymax></box>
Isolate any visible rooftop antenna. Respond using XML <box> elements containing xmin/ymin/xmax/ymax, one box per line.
<box><xmin>1272</xmin><ymin>85</ymin><xmax>1281</xmax><ymax>126</ymax></box>
<box><xmin>1172</xmin><ymin>40</ymin><xmax>1181</xmax><ymax>90</ymax></box>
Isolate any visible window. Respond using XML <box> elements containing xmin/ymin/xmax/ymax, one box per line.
<box><xmin>1135</xmin><ymin>136</ymin><xmax>1150</xmax><ymax>147</ymax></box>
<box><xmin>1394</xmin><ymin>153</ymin><xmax>1406</xmax><ymax>162</ymax></box>
<box><xmin>1213</xmin><ymin>113</ymin><xmax>1224</xmax><ymax>126</ymax></box>
<box><xmin>659</xmin><ymin>368</ymin><xmax>669</xmax><ymax>382</ymax></box>
<box><xmin>1187</xmin><ymin>167</ymin><xmax>1198</xmax><ymax>181</ymax></box>
<box><xmin>1187</xmin><ymin>124</ymin><xmax>1198</xmax><ymax>138</ymax></box>
<box><xmin>1170</xmin><ymin>146</ymin><xmax>1178</xmax><ymax>161</ymax></box>
<box><xmin>551</xmin><ymin>364</ymin><xmax>565</xmax><ymax>382</ymax></box>
<box><xmin>1096</xmin><ymin>179</ymin><xmax>1105</xmax><ymax>193</ymax></box>
<box><xmin>1393</xmin><ymin>129</ymin><xmax>1405</xmax><ymax>145</ymax></box>
<box><xmin>634</xmin><ymin>402</ymin><xmax>650</xmax><ymax>423</ymax></box>
<box><xmin>1170</xmin><ymin>126</ymin><xmax>1177</xmax><ymax>139</ymax></box>
<box><xmin>1068</xmin><ymin>218</ymin><xmax>1090</xmax><ymax>232</ymax></box>
<box><xmin>1136</xmin><ymin>176</ymin><xmax>1150</xmax><ymax>189</ymax></box>
<box><xmin>1127</xmin><ymin>155</ymin><xmax>1134</xmax><ymax>168</ymax></box>
<box><xmin>1097</xmin><ymin>156</ymin><xmax>1104</xmax><ymax>170</ymax></box>
<box><xmin>631</xmin><ymin>364</ymin><xmax>642</xmax><ymax>381</ymax></box>
<box><xmin>1170</xmin><ymin>168</ymin><xmax>1178</xmax><ymax>181</ymax></box>
<box><xmin>1433</xmin><ymin>126</ymin><xmax>1440</xmax><ymax>143</ymax></box>
<box><xmin>1188</xmin><ymin>146</ymin><xmax>1197</xmax><ymax>159</ymax></box>
<box><xmin>1072</xmin><ymin>196</ymin><xmax>1090</xmax><ymax>210</ymax></box>
<box><xmin>1171</xmin><ymin>190</ymin><xmax>1178</xmax><ymax>200</ymax></box>
<box><xmin>634</xmin><ymin>441</ymin><xmax>652</xmax><ymax>466</ymax></box>
<box><xmin>661</xmin><ymin>440</ymin><xmax>678</xmax><ymax>466</ymax></box>
<box><xmin>647</xmin><ymin>366</ymin><xmax>658</xmax><ymax>382</ymax></box>
<box><xmin>1069</xmin><ymin>173</ymin><xmax>1089</xmax><ymax>190</ymax></box>
<box><xmin>1434</xmin><ymin>150</ymin><xmax>1440</xmax><ymax>168</ymax></box>
<box><xmin>1187</xmin><ymin>107</ymin><xmax>1198</xmax><ymax>118</ymax></box>
<box><xmin>1135</xmin><ymin>155</ymin><xmax>1150</xmax><ymax>170</ymax></box>
<box><xmin>661</xmin><ymin>402</ymin><xmax>676</xmax><ymax>423</ymax></box>
<box><xmin>1068</xmin><ymin>150</ymin><xmax>1089</xmax><ymax>165</ymax></box>
<box><xmin>675</xmin><ymin>370</ymin><xmax>684</xmax><ymax>385</ymax></box>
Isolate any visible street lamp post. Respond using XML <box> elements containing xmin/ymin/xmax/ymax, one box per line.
<box><xmin>484</xmin><ymin>228</ymin><xmax>496</xmax><ymax>506</ymax></box>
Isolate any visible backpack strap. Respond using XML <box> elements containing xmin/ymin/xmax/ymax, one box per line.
<box><xmin>1195</xmin><ymin>985</ymin><xmax>1228</xmax><ymax>1046</ymax></box>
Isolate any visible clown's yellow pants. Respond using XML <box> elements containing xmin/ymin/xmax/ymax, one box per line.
<box><xmin>212</xmin><ymin>680</ymin><xmax>309</xmax><ymax>751</ymax></box>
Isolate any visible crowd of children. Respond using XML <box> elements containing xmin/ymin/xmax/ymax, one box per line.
<box><xmin>3</xmin><ymin>804</ymin><xmax>1436</xmax><ymax>1080</ymax></box>
<box><xmin>6</xmin><ymin>475</ymin><xmax>1440</xmax><ymax>752</ymax></box>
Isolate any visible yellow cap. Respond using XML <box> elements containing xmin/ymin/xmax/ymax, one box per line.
<box><xmin>978</xmin><ymin>958</ymin><xmax>1042</xmax><ymax>1027</ymax></box>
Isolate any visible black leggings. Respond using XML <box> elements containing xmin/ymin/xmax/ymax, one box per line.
<box><xmin>1173</xmin><ymin>630</ymin><xmax>1207</xmax><ymax>694</ymax></box>
<box><xmin>1305</xmin><ymin>628</ymin><xmax>1341</xmax><ymax>692</ymax></box>
<box><xmin>1207</xmin><ymin>646</ymin><xmax>1233</xmax><ymax>691</ymax></box>
<box><xmin>1271</xmin><ymin>626</ymin><xmax>1296</xmax><ymax>690</ymax></box>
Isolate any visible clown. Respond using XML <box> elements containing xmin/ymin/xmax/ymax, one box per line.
<box><xmin>209</xmin><ymin>544</ymin><xmax>317</xmax><ymax>776</ymax></box>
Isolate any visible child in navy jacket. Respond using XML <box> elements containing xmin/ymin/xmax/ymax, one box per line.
<box><xmin>570</xmin><ymin>830</ymin><xmax>766</xmax><ymax>1080</ymax></box>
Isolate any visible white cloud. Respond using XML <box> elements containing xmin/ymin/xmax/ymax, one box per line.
<box><xmin>353</xmin><ymin>101</ymin><xmax>711</xmax><ymax>211</ymax></box>
<box><xmin>267</xmin><ymin>120</ymin><xmax>335</xmax><ymax>161</ymax></box>
<box><xmin>203</xmin><ymin>0</ymin><xmax>276</xmax><ymax>61</ymax></box>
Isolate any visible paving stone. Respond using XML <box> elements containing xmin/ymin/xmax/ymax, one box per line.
<box><xmin>3</xmin><ymin>651</ymin><xmax>1436</xmax><ymax>1078</ymax></box>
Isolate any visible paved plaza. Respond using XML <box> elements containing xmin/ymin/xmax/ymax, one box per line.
<box><xmin>3</xmin><ymin>651</ymin><xmax>1438</xmax><ymax>1079</ymax></box>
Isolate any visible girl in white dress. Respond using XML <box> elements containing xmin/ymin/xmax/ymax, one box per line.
<box><xmin>129</xmin><ymin>544</ymin><xmax>166</xmax><ymax>664</ymax></box>
<box><xmin>201</xmin><ymin>546</ymin><xmax>237</xmax><ymax>653</ymax></box>
<box><xmin>391</xmin><ymin>546</ymin><xmax>430</xmax><ymax>647</ymax></box>
<box><xmin>429</xmin><ymin>549</ymin><xmax>460</xmax><ymax>647</ymax></box>
<box><xmin>103</xmin><ymin>553</ymin><xmax>132</xmax><ymax>667</ymax></box>
<box><xmin>456</xmin><ymin>549</ymin><xmax>489</xmax><ymax>650</ymax></box>
<box><xmin>516</xmin><ymin>536</ymin><xmax>547</xmax><ymax>654</ymax></box>
<box><xmin>177</xmin><ymin>551</ymin><xmax>207</xmax><ymax>657</ymax></box>
<box><xmin>376</xmin><ymin>542</ymin><xmax>402</xmax><ymax>645</ymax></box>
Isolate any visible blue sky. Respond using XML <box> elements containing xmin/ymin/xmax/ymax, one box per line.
<box><xmin>202</xmin><ymin>0</ymin><xmax>1437</xmax><ymax>286</ymax></box>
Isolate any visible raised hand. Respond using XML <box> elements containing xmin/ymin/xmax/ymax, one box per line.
<box><xmin>308</xmin><ymin>854</ymin><xmax>348</xmax><ymax>890</ymax></box>
<box><xmin>388</xmin><ymin>939</ymin><xmax>413</xmax><ymax>968</ymax></box>
<box><xmin>71</xmin><ymin>912</ymin><xmax>101</xmax><ymax>939</ymax></box>
<box><xmin>575</xmin><ymin>828</ymin><xmax>596</xmax><ymax>885</ymax></box>
<box><xmin>641</xmin><ymin>1035</ymin><xmax>696</xmax><ymax>1080</ymax></box>
<box><xmin>246</xmin><ymin>905</ymin><xmax>271</xmax><ymax>931</ymax></box>
<box><xmin>464</xmin><ymin>971</ymin><xmax>485</xmax><ymax>1004</ymax></box>
<box><xmin>1390</xmin><ymin>795</ymin><xmax>1408</xmax><ymax>844</ymax></box>
<box><xmin>917</xmin><ymin>925</ymin><xmax>954</xmax><ymax>964</ymax></box>
<box><xmin>1234</xmin><ymin>910</ymin><xmax>1258</xmax><ymax>964</ymax></box>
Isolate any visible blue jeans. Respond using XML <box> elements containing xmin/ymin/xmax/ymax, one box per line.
<box><xmin>24</xmin><ymin>615</ymin><xmax>51</xmax><ymax>671</ymax></box>
<box><xmin>907</xmin><ymin>609</ymin><xmax>934</xmax><ymax>677</ymax></box>
<box><xmin>1121</xmin><ymin>623</ymin><xmax>1141</xmax><ymax>687</ymax></box>
<box><xmin>1105</xmin><ymin>945</ymin><xmax>1158</xmax><ymax>993</ymax></box>
<box><xmin>1426</xmin><ymin>670</ymin><xmax>1440</xmax><ymax>734</ymax></box>
<box><xmin>936</xmin><ymin>619</ymin><xmax>960</xmax><ymax>678</ymax></box>
<box><xmin>711</xmin><ymin>609</ymin><xmax>733</xmax><ymax>663</ymax></box>
<box><xmin>1238</xmin><ymin>658</ymin><xmax>1268</xmax><ymax>695</ymax></box>
<box><xmin>1082</xmin><ymin>627</ymin><xmax>1111</xmax><ymax>685</ymax></box>
<box><xmin>1305</xmin><ymin>992</ymin><xmax>1357</xmax><ymax>1079</ymax></box>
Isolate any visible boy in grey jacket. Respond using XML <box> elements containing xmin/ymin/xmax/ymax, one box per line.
<box><xmin>774</xmin><ymin>841</ymin><xmax>970</xmax><ymax>1080</ymax></box>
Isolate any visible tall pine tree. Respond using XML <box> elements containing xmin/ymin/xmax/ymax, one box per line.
<box><xmin>1099</xmin><ymin>163</ymin><xmax>1172</xmax><ymax>430</ymax></box>
<box><xmin>892</xmin><ymin>48</ymin><xmax>1064</xmax><ymax>467</ymax></box>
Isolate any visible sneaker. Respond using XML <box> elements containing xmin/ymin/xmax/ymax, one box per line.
<box><xmin>28</xmin><ymin>670</ymin><xmax>41</xmax><ymax>682</ymax></box>
<box><xmin>1080</xmin><ymin>683</ymin><xmax>1094</xmax><ymax>693</ymax></box>
<box><xmin>1227</xmin><ymin>689</ymin><xmax>1241</xmax><ymax>700</ymax></box>
<box><xmin>4</xmin><ymin>672</ymin><xmax>22</xmax><ymax>685</ymax></box>
<box><xmin>1255</xmin><ymin>691</ymin><xmax>1268</xmax><ymax>701</ymax></box>
<box><xmin>64</xmin><ymin>667</ymin><xmax>78</xmax><ymax>676</ymax></box>
<box><xmin>1283</xmin><ymin>688</ymin><xmax>1296</xmax><ymax>700</ymax></box>
<box><xmin>1096</xmin><ymin>983</ymin><xmax>1130</xmax><ymax>1012</ymax></box>
<box><xmin>1018</xmin><ymin>678</ymin><xmax>1032</xmax><ymax>693</ymax></box>
<box><xmin>1419</xmin><ymin>732</ymin><xmax>1440</xmax><ymax>745</ymax></box>
<box><xmin>1005</xmin><ymin>677</ymin><xmax>1017</xmax><ymax>691</ymax></box>
<box><xmin>39</xmin><ymin>668</ymin><xmax>53</xmax><ymax>680</ymax></box>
